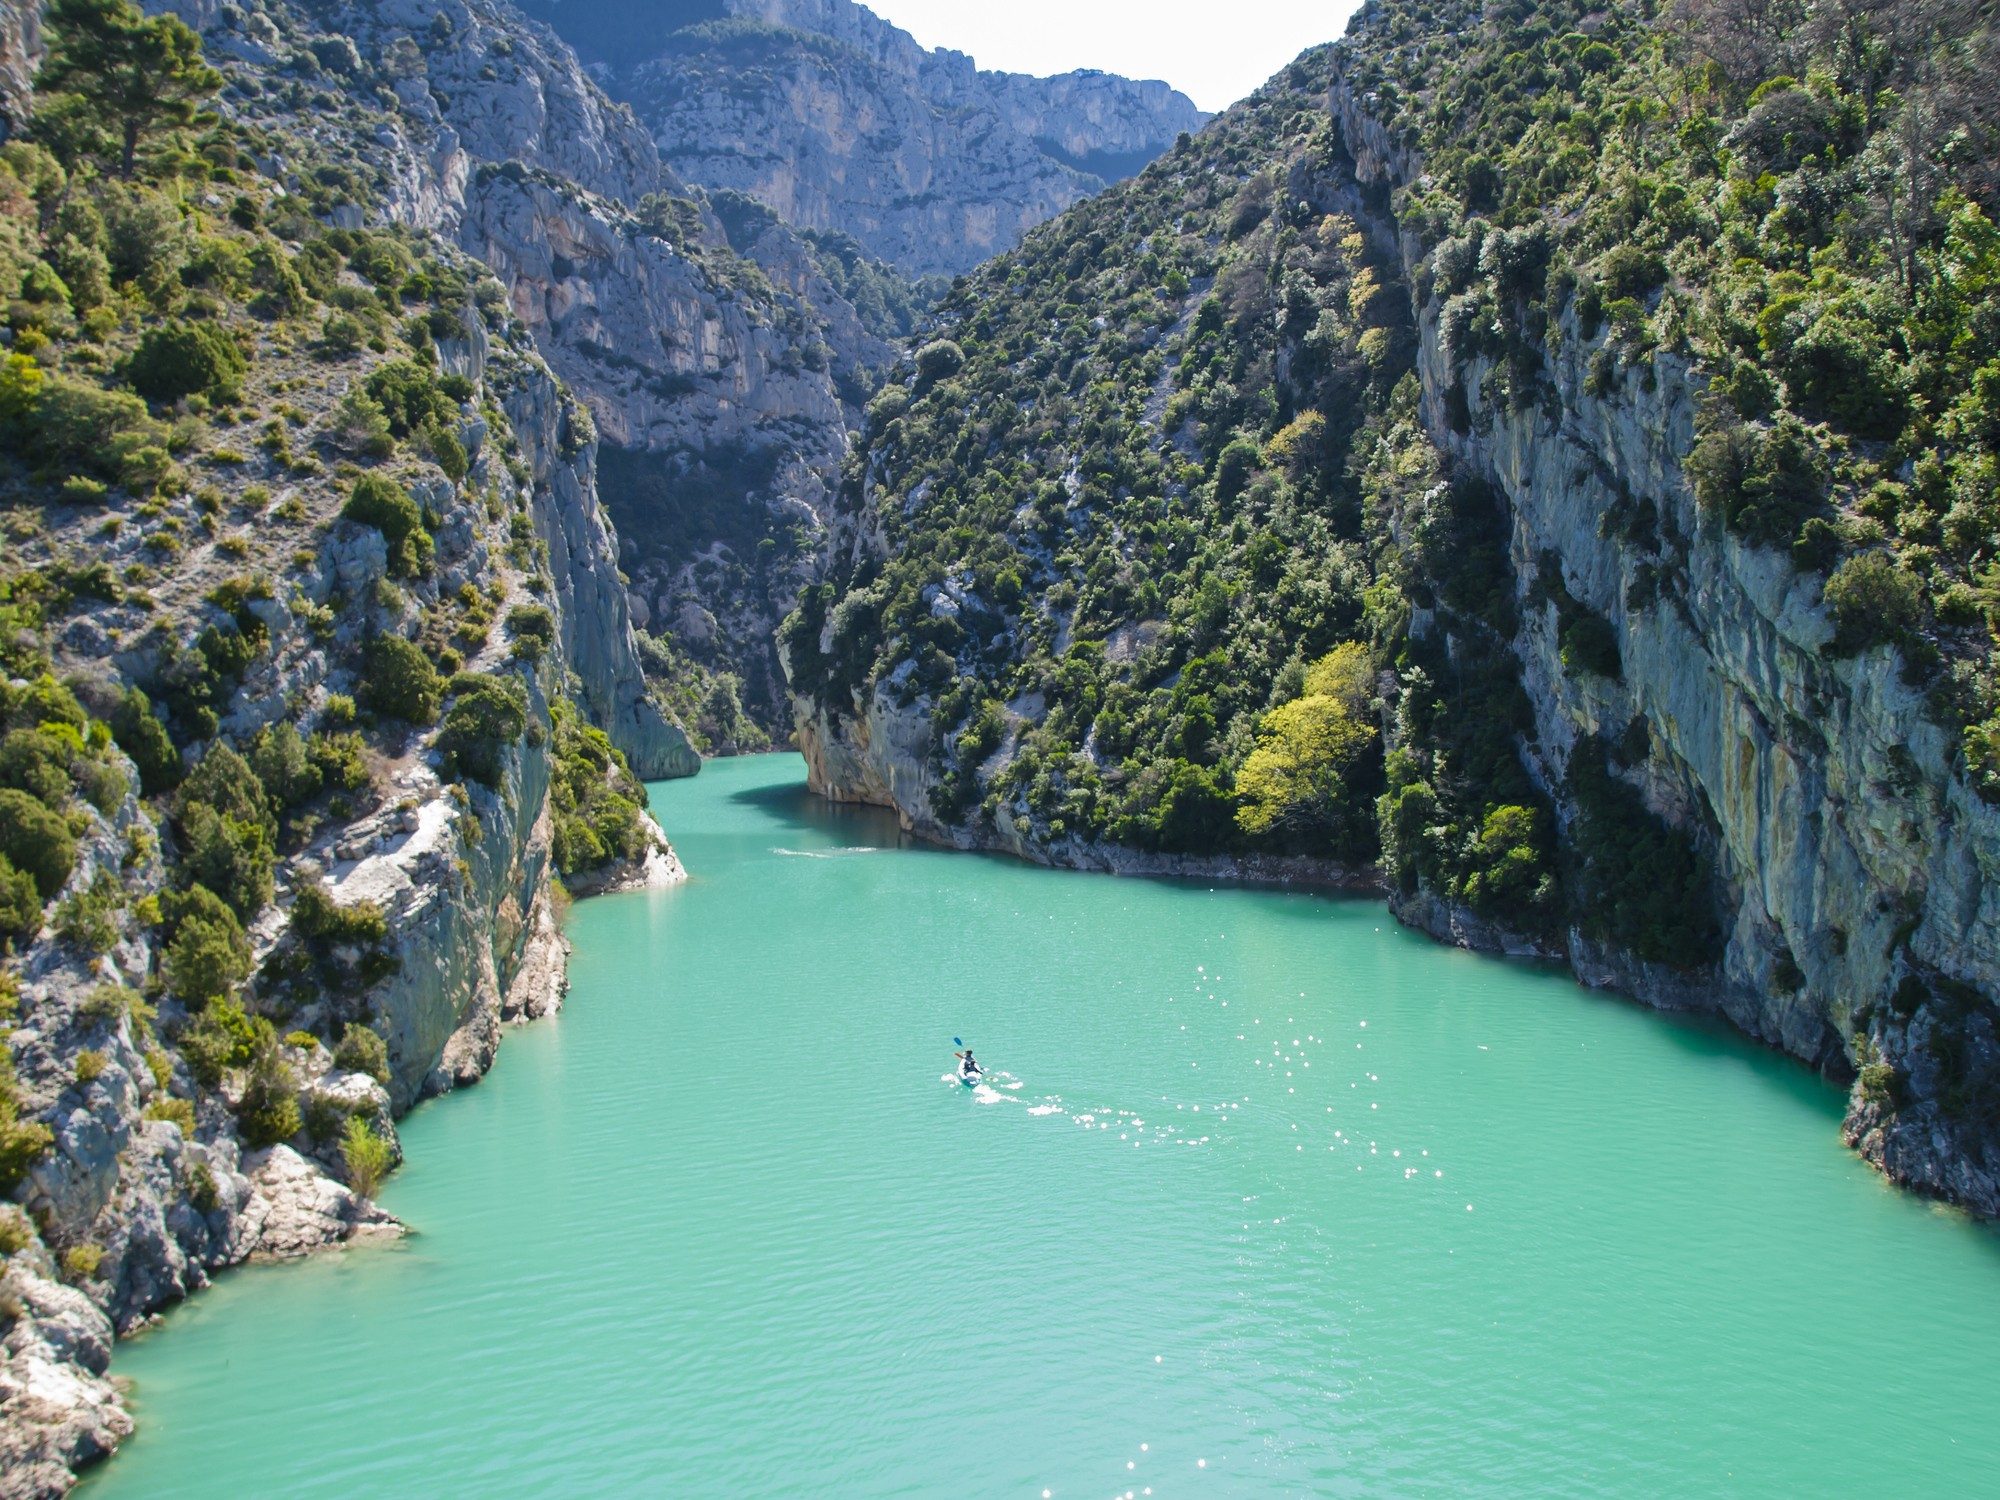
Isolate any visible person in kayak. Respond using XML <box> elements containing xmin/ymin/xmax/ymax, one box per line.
<box><xmin>955</xmin><ymin>1048</ymin><xmax>980</xmax><ymax>1079</ymax></box>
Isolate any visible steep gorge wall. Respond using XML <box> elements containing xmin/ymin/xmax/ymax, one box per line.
<box><xmin>1330</xmin><ymin>80</ymin><xmax>2000</xmax><ymax>1212</ymax></box>
<box><xmin>788</xmin><ymin>57</ymin><xmax>2000</xmax><ymax>1216</ymax></box>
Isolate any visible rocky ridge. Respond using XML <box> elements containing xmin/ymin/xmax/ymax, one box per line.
<box><xmin>155</xmin><ymin>0</ymin><xmax>877</xmax><ymax>740</ymax></box>
<box><xmin>541</xmin><ymin>0</ymin><xmax>1210</xmax><ymax>278</ymax></box>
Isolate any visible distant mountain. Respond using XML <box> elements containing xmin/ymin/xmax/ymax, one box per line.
<box><xmin>513</xmin><ymin>0</ymin><xmax>1209</xmax><ymax>277</ymax></box>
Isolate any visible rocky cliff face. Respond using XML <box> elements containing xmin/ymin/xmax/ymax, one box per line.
<box><xmin>1327</xmin><ymin>79</ymin><xmax>2000</xmax><ymax>1215</ymax></box>
<box><xmin>546</xmin><ymin>0</ymin><xmax>1207</xmax><ymax>277</ymax></box>
<box><xmin>785</xmin><ymin>31</ymin><xmax>2000</xmax><ymax>1216</ymax></box>
<box><xmin>0</xmin><ymin>7</ymin><xmax>700</xmax><ymax>1476</ymax></box>
<box><xmin>159</xmin><ymin>0</ymin><xmax>874</xmax><ymax>741</ymax></box>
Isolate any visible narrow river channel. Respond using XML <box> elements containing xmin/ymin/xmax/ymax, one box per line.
<box><xmin>86</xmin><ymin>753</ymin><xmax>2000</xmax><ymax>1497</ymax></box>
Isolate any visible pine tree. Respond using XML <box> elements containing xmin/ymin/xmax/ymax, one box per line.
<box><xmin>36</xmin><ymin>0</ymin><xmax>220</xmax><ymax>178</ymax></box>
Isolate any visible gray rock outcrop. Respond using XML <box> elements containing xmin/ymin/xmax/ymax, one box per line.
<box><xmin>621</xmin><ymin>0</ymin><xmax>1209</xmax><ymax>276</ymax></box>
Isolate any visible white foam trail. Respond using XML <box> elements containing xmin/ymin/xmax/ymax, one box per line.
<box><xmin>770</xmin><ymin>846</ymin><xmax>880</xmax><ymax>858</ymax></box>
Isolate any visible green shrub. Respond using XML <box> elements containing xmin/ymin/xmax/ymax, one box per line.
<box><xmin>179</xmin><ymin>801</ymin><xmax>274</xmax><ymax>918</ymax></box>
<box><xmin>27</xmin><ymin>374</ymin><xmax>165</xmax><ymax>479</ymax></box>
<box><xmin>109</xmin><ymin>687</ymin><xmax>180</xmax><ymax>795</ymax></box>
<box><xmin>161</xmin><ymin>882</ymin><xmax>251</xmax><ymax>1006</ymax></box>
<box><xmin>360</xmin><ymin>635</ymin><xmax>442</xmax><ymax>725</ymax></box>
<box><xmin>436</xmin><ymin>672</ymin><xmax>529</xmax><ymax>787</ymax></box>
<box><xmin>0</xmin><ymin>1205</ymin><xmax>32</xmax><ymax>1256</ymax></box>
<box><xmin>54</xmin><ymin>871</ymin><xmax>122</xmax><ymax>953</ymax></box>
<box><xmin>61</xmin><ymin>1243</ymin><xmax>103</xmax><ymax>1282</ymax></box>
<box><xmin>126</xmin><ymin>319</ymin><xmax>245</xmax><ymax>403</ymax></box>
<box><xmin>236</xmin><ymin>1049</ymin><xmax>300</xmax><ymax>1147</ymax></box>
<box><xmin>340</xmin><ymin>473</ymin><xmax>433</xmax><ymax>577</ymax></box>
<box><xmin>74</xmin><ymin>1049</ymin><xmax>106</xmax><ymax>1085</ymax></box>
<box><xmin>1822</xmin><ymin>552</ymin><xmax>1924</xmax><ymax>655</ymax></box>
<box><xmin>332</xmin><ymin>1021</ymin><xmax>390</xmax><ymax>1083</ymax></box>
<box><xmin>912</xmin><ymin>339</ymin><xmax>963</xmax><ymax>386</ymax></box>
<box><xmin>549</xmin><ymin>702</ymin><xmax>651</xmax><ymax>875</ymax></box>
<box><xmin>144</xmin><ymin>1095</ymin><xmax>196</xmax><ymax>1137</ymax></box>
<box><xmin>176</xmin><ymin>997</ymin><xmax>264</xmax><ymax>1086</ymax></box>
<box><xmin>293</xmin><ymin>881</ymin><xmax>388</xmax><ymax>946</ymax></box>
<box><xmin>0</xmin><ymin>727</ymin><xmax>74</xmax><ymax>804</ymax></box>
<box><xmin>1858</xmin><ymin>1059</ymin><xmax>1900</xmax><ymax>1109</ymax></box>
<box><xmin>0</xmin><ymin>1096</ymin><xmax>52</xmax><ymax>1200</ymax></box>
<box><xmin>0</xmin><ymin>788</ymin><xmax>76</xmax><ymax>899</ymax></box>
<box><xmin>1559</xmin><ymin>611</ymin><xmax>1622</xmax><ymax>679</ymax></box>
<box><xmin>504</xmin><ymin>604</ymin><xmax>555</xmax><ymax>661</ymax></box>
<box><xmin>247</xmin><ymin>721</ymin><xmax>320</xmax><ymax>811</ymax></box>
<box><xmin>308</xmin><ymin>729</ymin><xmax>370</xmax><ymax>791</ymax></box>
<box><xmin>340</xmin><ymin>1114</ymin><xmax>394</xmax><ymax>1197</ymax></box>
<box><xmin>0</xmin><ymin>854</ymin><xmax>41</xmax><ymax>947</ymax></box>
<box><xmin>362</xmin><ymin>358</ymin><xmax>453</xmax><ymax>437</ymax></box>
<box><xmin>1686</xmin><ymin>416</ymin><xmax>1827</xmax><ymax>549</ymax></box>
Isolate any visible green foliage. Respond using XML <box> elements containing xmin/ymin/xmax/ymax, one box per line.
<box><xmin>54</xmin><ymin>871</ymin><xmax>122</xmax><ymax>953</ymax></box>
<box><xmin>36</xmin><ymin>0</ymin><xmax>221</xmax><ymax>177</ymax></box>
<box><xmin>236</xmin><ymin>1048</ymin><xmax>299</xmax><ymax>1147</ymax></box>
<box><xmin>109</xmin><ymin>687</ymin><xmax>179</xmax><ymax>795</ymax></box>
<box><xmin>912</xmin><ymin>339</ymin><xmax>964</xmax><ymax>386</ymax></box>
<box><xmin>1822</xmin><ymin>552</ymin><xmax>1925</xmax><ymax>655</ymax></box>
<box><xmin>176</xmin><ymin>997</ymin><xmax>263</xmax><ymax>1087</ymax></box>
<box><xmin>548</xmin><ymin>699</ymin><xmax>651</xmax><ymax>875</ymax></box>
<box><xmin>1566</xmin><ymin>738</ymin><xmax>1720</xmax><ymax>968</ymax></box>
<box><xmin>0</xmin><ymin>855</ymin><xmax>42</xmax><ymax>947</ymax></box>
<box><xmin>341</xmin><ymin>473</ymin><xmax>433</xmax><ymax>578</ymax></box>
<box><xmin>161</xmin><ymin>882</ymin><xmax>251</xmax><ymax>1006</ymax></box>
<box><xmin>360</xmin><ymin>635</ymin><xmax>442</xmax><ymax>725</ymax></box>
<box><xmin>362</xmin><ymin>358</ymin><xmax>455</xmax><ymax>438</ymax></box>
<box><xmin>0</xmin><ymin>787</ymin><xmax>75</xmax><ymax>899</ymax></box>
<box><xmin>292</xmin><ymin>881</ymin><xmax>388</xmax><ymax>947</ymax></box>
<box><xmin>144</xmin><ymin>1095</ymin><xmax>196</xmax><ymax>1137</ymax></box>
<box><xmin>126</xmin><ymin>318</ymin><xmax>245</xmax><ymax>403</ymax></box>
<box><xmin>1559</xmin><ymin>610</ymin><xmax>1622</xmax><ymax>680</ymax></box>
<box><xmin>176</xmin><ymin>743</ymin><xmax>275</xmax><ymax>918</ymax></box>
<box><xmin>0</xmin><ymin>1045</ymin><xmax>53</xmax><ymax>1192</ymax></box>
<box><xmin>1235</xmin><ymin>643</ymin><xmax>1379</xmax><ymax>856</ymax></box>
<box><xmin>1685</xmin><ymin>415</ymin><xmax>1827</xmax><ymax>550</ymax></box>
<box><xmin>436</xmin><ymin>672</ymin><xmax>529</xmax><ymax>788</ymax></box>
<box><xmin>333</xmin><ymin>1021</ymin><xmax>391</xmax><ymax>1084</ymax></box>
<box><xmin>340</xmin><ymin>1114</ymin><xmax>393</xmax><ymax>1197</ymax></box>
<box><xmin>504</xmin><ymin>604</ymin><xmax>555</xmax><ymax>662</ymax></box>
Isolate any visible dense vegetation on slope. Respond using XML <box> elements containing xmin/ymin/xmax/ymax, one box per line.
<box><xmin>0</xmin><ymin>0</ymin><xmax>657</xmax><ymax>1223</ymax></box>
<box><xmin>785</xmin><ymin>47</ymin><xmax>1571</xmax><ymax>919</ymax></box>
<box><xmin>789</xmin><ymin>0</ymin><xmax>2000</xmax><ymax>973</ymax></box>
<box><xmin>1344</xmin><ymin>0</ymin><xmax>2000</xmax><ymax>785</ymax></box>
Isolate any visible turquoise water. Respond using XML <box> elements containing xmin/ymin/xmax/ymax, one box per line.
<box><xmin>89</xmin><ymin>754</ymin><xmax>2000</xmax><ymax>1497</ymax></box>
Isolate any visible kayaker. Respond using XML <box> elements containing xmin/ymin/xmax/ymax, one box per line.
<box><xmin>956</xmin><ymin>1048</ymin><xmax>980</xmax><ymax>1078</ymax></box>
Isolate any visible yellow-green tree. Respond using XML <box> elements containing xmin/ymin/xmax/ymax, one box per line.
<box><xmin>1236</xmin><ymin>643</ymin><xmax>1377</xmax><ymax>846</ymax></box>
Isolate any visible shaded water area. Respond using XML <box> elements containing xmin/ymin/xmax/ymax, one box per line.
<box><xmin>88</xmin><ymin>753</ymin><xmax>2000</xmax><ymax>1496</ymax></box>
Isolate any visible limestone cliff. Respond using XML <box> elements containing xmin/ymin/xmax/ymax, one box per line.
<box><xmin>164</xmin><ymin>0</ymin><xmax>871</xmax><ymax>741</ymax></box>
<box><xmin>1327</xmin><ymin>77</ymin><xmax>2000</xmax><ymax>1215</ymax></box>
<box><xmin>0</xmin><ymin>9</ymin><xmax>693</xmax><ymax>1477</ymax></box>
<box><xmin>784</xmin><ymin>28</ymin><xmax>2000</xmax><ymax>1216</ymax></box>
<box><xmin>533</xmin><ymin>0</ymin><xmax>1208</xmax><ymax>277</ymax></box>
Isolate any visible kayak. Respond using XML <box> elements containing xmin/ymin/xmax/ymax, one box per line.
<box><xmin>958</xmin><ymin>1068</ymin><xmax>983</xmax><ymax>1087</ymax></box>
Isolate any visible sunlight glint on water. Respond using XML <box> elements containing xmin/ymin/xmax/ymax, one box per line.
<box><xmin>86</xmin><ymin>754</ymin><xmax>2000</xmax><ymax>1497</ymax></box>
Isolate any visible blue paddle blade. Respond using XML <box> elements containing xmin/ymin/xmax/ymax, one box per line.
<box><xmin>953</xmin><ymin>1037</ymin><xmax>963</xmax><ymax>1046</ymax></box>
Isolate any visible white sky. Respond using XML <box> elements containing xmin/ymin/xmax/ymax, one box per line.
<box><xmin>866</xmin><ymin>0</ymin><xmax>1366</xmax><ymax>113</ymax></box>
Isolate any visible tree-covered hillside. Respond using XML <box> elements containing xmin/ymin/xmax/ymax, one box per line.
<box><xmin>0</xmin><ymin>7</ymin><xmax>676</xmax><ymax>1459</ymax></box>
